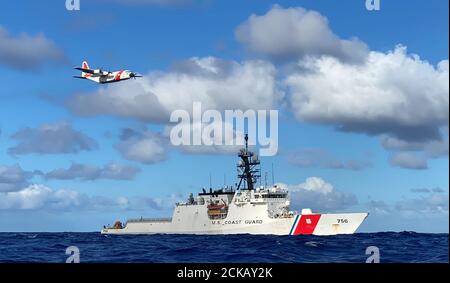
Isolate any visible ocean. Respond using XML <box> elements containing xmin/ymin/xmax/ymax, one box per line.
<box><xmin>0</xmin><ymin>232</ymin><xmax>447</xmax><ymax>263</ymax></box>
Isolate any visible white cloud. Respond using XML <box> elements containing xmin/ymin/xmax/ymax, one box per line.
<box><xmin>410</xmin><ymin>187</ymin><xmax>445</xmax><ymax>193</ymax></box>
<box><xmin>8</xmin><ymin>122</ymin><xmax>98</xmax><ymax>155</ymax></box>
<box><xmin>288</xmin><ymin>148</ymin><xmax>371</xmax><ymax>171</ymax></box>
<box><xmin>286</xmin><ymin>46</ymin><xmax>448</xmax><ymax>168</ymax></box>
<box><xmin>164</xmin><ymin>119</ymin><xmax>247</xmax><ymax>155</ymax></box>
<box><xmin>423</xmin><ymin>138</ymin><xmax>449</xmax><ymax>158</ymax></box>
<box><xmin>288</xmin><ymin>177</ymin><xmax>334</xmax><ymax>194</ymax></box>
<box><xmin>115</xmin><ymin>128</ymin><xmax>167</xmax><ymax>164</ymax></box>
<box><xmin>381</xmin><ymin>131</ymin><xmax>448</xmax><ymax>169</ymax></box>
<box><xmin>0</xmin><ymin>164</ymin><xmax>35</xmax><ymax>192</ymax></box>
<box><xmin>0</xmin><ymin>25</ymin><xmax>66</xmax><ymax>70</ymax></box>
<box><xmin>235</xmin><ymin>5</ymin><xmax>368</xmax><ymax>63</ymax></box>
<box><xmin>369</xmin><ymin>192</ymin><xmax>449</xmax><ymax>217</ymax></box>
<box><xmin>45</xmin><ymin>162</ymin><xmax>141</xmax><ymax>181</ymax></box>
<box><xmin>286</xmin><ymin>46</ymin><xmax>448</xmax><ymax>141</ymax></box>
<box><xmin>381</xmin><ymin>135</ymin><xmax>448</xmax><ymax>154</ymax></box>
<box><xmin>0</xmin><ymin>184</ymin><xmax>181</xmax><ymax>212</ymax></box>
<box><xmin>397</xmin><ymin>193</ymin><xmax>449</xmax><ymax>214</ymax></box>
<box><xmin>121</xmin><ymin>138</ymin><xmax>166</xmax><ymax>163</ymax></box>
<box><xmin>67</xmin><ymin>57</ymin><xmax>281</xmax><ymax>122</ymax></box>
<box><xmin>366</xmin><ymin>200</ymin><xmax>392</xmax><ymax>215</ymax></box>
<box><xmin>389</xmin><ymin>152</ymin><xmax>428</xmax><ymax>170</ymax></box>
<box><xmin>367</xmin><ymin>186</ymin><xmax>448</xmax><ymax>230</ymax></box>
<box><xmin>0</xmin><ymin>184</ymin><xmax>84</xmax><ymax>210</ymax></box>
<box><xmin>278</xmin><ymin>177</ymin><xmax>358</xmax><ymax>212</ymax></box>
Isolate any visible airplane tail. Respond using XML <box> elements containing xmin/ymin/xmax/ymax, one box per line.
<box><xmin>81</xmin><ymin>61</ymin><xmax>90</xmax><ymax>78</ymax></box>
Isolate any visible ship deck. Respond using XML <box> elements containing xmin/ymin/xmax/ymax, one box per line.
<box><xmin>126</xmin><ymin>217</ymin><xmax>172</xmax><ymax>223</ymax></box>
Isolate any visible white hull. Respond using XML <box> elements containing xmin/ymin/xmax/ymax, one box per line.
<box><xmin>102</xmin><ymin>199</ymin><xmax>368</xmax><ymax>236</ymax></box>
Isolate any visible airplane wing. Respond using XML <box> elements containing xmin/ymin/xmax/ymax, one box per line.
<box><xmin>73</xmin><ymin>76</ymin><xmax>87</xmax><ymax>79</ymax></box>
<box><xmin>74</xmin><ymin>67</ymin><xmax>95</xmax><ymax>74</ymax></box>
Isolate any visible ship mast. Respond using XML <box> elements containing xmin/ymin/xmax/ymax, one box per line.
<box><xmin>237</xmin><ymin>134</ymin><xmax>260</xmax><ymax>190</ymax></box>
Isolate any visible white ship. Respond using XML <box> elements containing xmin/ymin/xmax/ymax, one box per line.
<box><xmin>102</xmin><ymin>135</ymin><xmax>368</xmax><ymax>236</ymax></box>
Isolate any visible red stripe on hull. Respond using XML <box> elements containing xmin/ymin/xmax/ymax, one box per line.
<box><xmin>292</xmin><ymin>214</ymin><xmax>321</xmax><ymax>235</ymax></box>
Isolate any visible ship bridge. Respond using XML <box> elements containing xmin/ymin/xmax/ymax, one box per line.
<box><xmin>174</xmin><ymin>134</ymin><xmax>293</xmax><ymax>220</ymax></box>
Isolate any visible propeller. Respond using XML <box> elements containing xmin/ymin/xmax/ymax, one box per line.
<box><xmin>99</xmin><ymin>67</ymin><xmax>110</xmax><ymax>75</ymax></box>
<box><xmin>130</xmin><ymin>72</ymin><xmax>143</xmax><ymax>79</ymax></box>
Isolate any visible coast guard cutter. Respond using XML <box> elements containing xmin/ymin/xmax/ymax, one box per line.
<box><xmin>102</xmin><ymin>135</ymin><xmax>368</xmax><ymax>235</ymax></box>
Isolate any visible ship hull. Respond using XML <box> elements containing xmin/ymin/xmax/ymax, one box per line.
<box><xmin>101</xmin><ymin>212</ymin><xmax>368</xmax><ymax>236</ymax></box>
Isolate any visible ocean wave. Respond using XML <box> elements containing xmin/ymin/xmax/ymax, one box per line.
<box><xmin>0</xmin><ymin>232</ymin><xmax>447</xmax><ymax>263</ymax></box>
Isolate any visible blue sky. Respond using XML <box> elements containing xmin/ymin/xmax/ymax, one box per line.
<box><xmin>0</xmin><ymin>0</ymin><xmax>448</xmax><ymax>232</ymax></box>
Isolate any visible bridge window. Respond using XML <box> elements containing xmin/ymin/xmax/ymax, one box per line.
<box><xmin>262</xmin><ymin>194</ymin><xmax>287</xmax><ymax>199</ymax></box>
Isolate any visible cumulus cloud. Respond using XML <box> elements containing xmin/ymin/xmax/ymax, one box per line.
<box><xmin>278</xmin><ymin>177</ymin><xmax>358</xmax><ymax>212</ymax></box>
<box><xmin>235</xmin><ymin>5</ymin><xmax>368</xmax><ymax>63</ymax></box>
<box><xmin>411</xmin><ymin>187</ymin><xmax>445</xmax><ymax>193</ymax></box>
<box><xmin>164</xmin><ymin>119</ymin><xmax>247</xmax><ymax>155</ymax></box>
<box><xmin>45</xmin><ymin>162</ymin><xmax>140</xmax><ymax>181</ymax></box>
<box><xmin>117</xmin><ymin>120</ymin><xmax>249</xmax><ymax>159</ymax></box>
<box><xmin>8</xmin><ymin>122</ymin><xmax>98</xmax><ymax>155</ymax></box>
<box><xmin>381</xmin><ymin>131</ymin><xmax>448</xmax><ymax>169</ymax></box>
<box><xmin>368</xmin><ymin>187</ymin><xmax>448</xmax><ymax>218</ymax></box>
<box><xmin>0</xmin><ymin>184</ymin><xmax>85</xmax><ymax>210</ymax></box>
<box><xmin>0</xmin><ymin>25</ymin><xmax>66</xmax><ymax>70</ymax></box>
<box><xmin>389</xmin><ymin>152</ymin><xmax>428</xmax><ymax>170</ymax></box>
<box><xmin>366</xmin><ymin>199</ymin><xmax>393</xmax><ymax>215</ymax></box>
<box><xmin>411</xmin><ymin>188</ymin><xmax>432</xmax><ymax>193</ymax></box>
<box><xmin>395</xmin><ymin>193</ymin><xmax>449</xmax><ymax>214</ymax></box>
<box><xmin>128</xmin><ymin>192</ymin><xmax>184</xmax><ymax>211</ymax></box>
<box><xmin>366</xmin><ymin>197</ymin><xmax>449</xmax><ymax>232</ymax></box>
<box><xmin>288</xmin><ymin>177</ymin><xmax>334</xmax><ymax>194</ymax></box>
<box><xmin>432</xmin><ymin>187</ymin><xmax>445</xmax><ymax>193</ymax></box>
<box><xmin>288</xmin><ymin>148</ymin><xmax>371</xmax><ymax>171</ymax></box>
<box><xmin>381</xmin><ymin>134</ymin><xmax>449</xmax><ymax>158</ymax></box>
<box><xmin>286</xmin><ymin>46</ymin><xmax>448</xmax><ymax>167</ymax></box>
<box><xmin>286</xmin><ymin>46</ymin><xmax>448</xmax><ymax>142</ymax></box>
<box><xmin>0</xmin><ymin>164</ymin><xmax>36</xmax><ymax>192</ymax></box>
<box><xmin>113</xmin><ymin>192</ymin><xmax>182</xmax><ymax>212</ymax></box>
<box><xmin>0</xmin><ymin>184</ymin><xmax>131</xmax><ymax>211</ymax></box>
<box><xmin>0</xmin><ymin>184</ymin><xmax>180</xmax><ymax>212</ymax></box>
<box><xmin>115</xmin><ymin>128</ymin><xmax>167</xmax><ymax>164</ymax></box>
<box><xmin>67</xmin><ymin>57</ymin><xmax>280</xmax><ymax>122</ymax></box>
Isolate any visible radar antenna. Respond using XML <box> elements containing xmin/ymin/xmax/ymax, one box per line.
<box><xmin>236</xmin><ymin>134</ymin><xmax>261</xmax><ymax>190</ymax></box>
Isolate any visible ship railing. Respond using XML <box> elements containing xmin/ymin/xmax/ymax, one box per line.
<box><xmin>126</xmin><ymin>217</ymin><xmax>172</xmax><ymax>223</ymax></box>
<box><xmin>176</xmin><ymin>202</ymin><xmax>199</xmax><ymax>206</ymax></box>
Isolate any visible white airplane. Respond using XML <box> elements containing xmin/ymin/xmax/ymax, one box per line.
<box><xmin>73</xmin><ymin>61</ymin><xmax>143</xmax><ymax>84</ymax></box>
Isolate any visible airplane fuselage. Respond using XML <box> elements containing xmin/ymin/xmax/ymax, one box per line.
<box><xmin>74</xmin><ymin>61</ymin><xmax>142</xmax><ymax>84</ymax></box>
<box><xmin>85</xmin><ymin>70</ymin><xmax>133</xmax><ymax>84</ymax></box>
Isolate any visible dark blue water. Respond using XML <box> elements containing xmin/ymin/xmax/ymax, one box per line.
<box><xmin>0</xmin><ymin>232</ymin><xmax>447</xmax><ymax>263</ymax></box>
